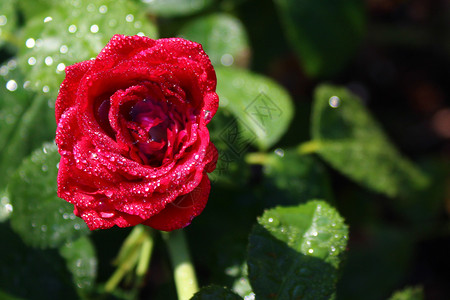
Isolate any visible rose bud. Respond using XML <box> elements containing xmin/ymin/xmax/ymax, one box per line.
<box><xmin>55</xmin><ymin>35</ymin><xmax>218</xmax><ymax>231</ymax></box>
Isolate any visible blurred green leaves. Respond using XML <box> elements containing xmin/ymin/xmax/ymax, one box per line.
<box><xmin>143</xmin><ymin>0</ymin><xmax>213</xmax><ymax>17</ymax></box>
<box><xmin>178</xmin><ymin>13</ymin><xmax>250</xmax><ymax>68</ymax></box>
<box><xmin>248</xmin><ymin>200</ymin><xmax>348</xmax><ymax>299</ymax></box>
<box><xmin>274</xmin><ymin>0</ymin><xmax>366</xmax><ymax>77</ymax></box>
<box><xmin>311</xmin><ymin>84</ymin><xmax>429</xmax><ymax>198</ymax></box>
<box><xmin>215</xmin><ymin>67</ymin><xmax>294</xmax><ymax>150</ymax></box>
<box><xmin>0</xmin><ymin>0</ymin><xmax>18</xmax><ymax>48</ymax></box>
<box><xmin>18</xmin><ymin>0</ymin><xmax>158</xmax><ymax>98</ymax></box>
<box><xmin>9</xmin><ymin>143</ymin><xmax>89</xmax><ymax>248</ymax></box>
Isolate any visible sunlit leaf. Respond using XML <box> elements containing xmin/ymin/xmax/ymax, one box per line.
<box><xmin>215</xmin><ymin>67</ymin><xmax>294</xmax><ymax>150</ymax></box>
<box><xmin>9</xmin><ymin>142</ymin><xmax>89</xmax><ymax>249</ymax></box>
<box><xmin>388</xmin><ymin>286</ymin><xmax>424</xmax><ymax>300</ymax></box>
<box><xmin>18</xmin><ymin>0</ymin><xmax>158</xmax><ymax>98</ymax></box>
<box><xmin>311</xmin><ymin>84</ymin><xmax>429</xmax><ymax>198</ymax></box>
<box><xmin>248</xmin><ymin>200</ymin><xmax>348</xmax><ymax>299</ymax></box>
<box><xmin>178</xmin><ymin>13</ymin><xmax>250</xmax><ymax>68</ymax></box>
<box><xmin>60</xmin><ymin>236</ymin><xmax>97</xmax><ymax>297</ymax></box>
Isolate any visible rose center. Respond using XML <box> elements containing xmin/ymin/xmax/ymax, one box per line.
<box><xmin>127</xmin><ymin>98</ymin><xmax>182</xmax><ymax>167</ymax></box>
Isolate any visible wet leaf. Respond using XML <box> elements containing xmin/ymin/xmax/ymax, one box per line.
<box><xmin>274</xmin><ymin>0</ymin><xmax>366</xmax><ymax>77</ymax></box>
<box><xmin>178</xmin><ymin>13</ymin><xmax>250</xmax><ymax>68</ymax></box>
<box><xmin>9</xmin><ymin>142</ymin><xmax>89</xmax><ymax>249</ymax></box>
<box><xmin>60</xmin><ymin>236</ymin><xmax>97</xmax><ymax>297</ymax></box>
<box><xmin>311</xmin><ymin>84</ymin><xmax>429</xmax><ymax>198</ymax></box>
<box><xmin>18</xmin><ymin>0</ymin><xmax>158</xmax><ymax>98</ymax></box>
<box><xmin>215</xmin><ymin>67</ymin><xmax>294</xmax><ymax>150</ymax></box>
<box><xmin>143</xmin><ymin>0</ymin><xmax>213</xmax><ymax>17</ymax></box>
<box><xmin>191</xmin><ymin>285</ymin><xmax>242</xmax><ymax>300</ymax></box>
<box><xmin>248</xmin><ymin>200</ymin><xmax>348</xmax><ymax>299</ymax></box>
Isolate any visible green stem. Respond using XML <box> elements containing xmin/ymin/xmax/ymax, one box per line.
<box><xmin>163</xmin><ymin>230</ymin><xmax>199</xmax><ymax>300</ymax></box>
<box><xmin>245</xmin><ymin>152</ymin><xmax>269</xmax><ymax>165</ymax></box>
<box><xmin>297</xmin><ymin>140</ymin><xmax>321</xmax><ymax>155</ymax></box>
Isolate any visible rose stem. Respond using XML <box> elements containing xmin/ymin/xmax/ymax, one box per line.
<box><xmin>105</xmin><ymin>225</ymin><xmax>153</xmax><ymax>292</ymax></box>
<box><xmin>162</xmin><ymin>230</ymin><xmax>199</xmax><ymax>300</ymax></box>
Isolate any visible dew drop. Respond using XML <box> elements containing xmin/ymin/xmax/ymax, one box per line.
<box><xmin>41</xmin><ymin>164</ymin><xmax>48</xmax><ymax>172</ymax></box>
<box><xmin>41</xmin><ymin>225</ymin><xmax>47</xmax><ymax>232</ymax></box>
<box><xmin>23</xmin><ymin>81</ymin><xmax>31</xmax><ymax>89</ymax></box>
<box><xmin>59</xmin><ymin>45</ymin><xmax>68</xmax><ymax>54</ymax></box>
<box><xmin>99</xmin><ymin>5</ymin><xmax>107</xmax><ymax>13</ymax></box>
<box><xmin>220</xmin><ymin>53</ymin><xmax>234</xmax><ymax>66</ymax></box>
<box><xmin>108</xmin><ymin>19</ymin><xmax>117</xmax><ymax>27</ymax></box>
<box><xmin>126</xmin><ymin>14</ymin><xmax>134</xmax><ymax>22</ymax></box>
<box><xmin>63</xmin><ymin>213</ymin><xmax>69</xmax><ymax>219</ymax></box>
<box><xmin>6</xmin><ymin>80</ymin><xmax>17</xmax><ymax>92</ymax></box>
<box><xmin>68</xmin><ymin>24</ymin><xmax>77</xmax><ymax>33</ymax></box>
<box><xmin>28</xmin><ymin>57</ymin><xmax>36</xmax><ymax>66</ymax></box>
<box><xmin>268</xmin><ymin>217</ymin><xmax>274</xmax><ymax>223</ymax></box>
<box><xmin>137</xmin><ymin>32</ymin><xmax>145</xmax><ymax>36</ymax></box>
<box><xmin>86</xmin><ymin>3</ymin><xmax>95</xmax><ymax>12</ymax></box>
<box><xmin>74</xmin><ymin>223</ymin><xmax>81</xmax><ymax>230</ymax></box>
<box><xmin>56</xmin><ymin>63</ymin><xmax>66</xmax><ymax>73</ymax></box>
<box><xmin>25</xmin><ymin>38</ymin><xmax>35</xmax><ymax>48</ymax></box>
<box><xmin>42</xmin><ymin>86</ymin><xmax>50</xmax><ymax>93</ymax></box>
<box><xmin>0</xmin><ymin>15</ymin><xmax>6</xmax><ymax>26</ymax></box>
<box><xmin>329</xmin><ymin>96</ymin><xmax>340</xmax><ymax>108</ymax></box>
<box><xmin>43</xmin><ymin>16</ymin><xmax>53</xmax><ymax>23</ymax></box>
<box><xmin>44</xmin><ymin>56</ymin><xmax>53</xmax><ymax>66</ymax></box>
<box><xmin>274</xmin><ymin>148</ymin><xmax>284</xmax><ymax>157</ymax></box>
<box><xmin>5</xmin><ymin>203</ymin><xmax>13</xmax><ymax>213</ymax></box>
<box><xmin>308</xmin><ymin>249</ymin><xmax>314</xmax><ymax>254</ymax></box>
<box><xmin>90</xmin><ymin>24</ymin><xmax>99</xmax><ymax>33</ymax></box>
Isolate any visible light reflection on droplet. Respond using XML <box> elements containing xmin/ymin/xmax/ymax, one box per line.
<box><xmin>134</xmin><ymin>21</ymin><xmax>142</xmax><ymax>29</ymax></box>
<box><xmin>5</xmin><ymin>203</ymin><xmax>12</xmax><ymax>213</ymax></box>
<box><xmin>108</xmin><ymin>19</ymin><xmax>117</xmax><ymax>27</ymax></box>
<box><xmin>90</xmin><ymin>24</ymin><xmax>99</xmax><ymax>33</ymax></box>
<box><xmin>99</xmin><ymin>5</ymin><xmax>107</xmax><ymax>13</ymax></box>
<box><xmin>28</xmin><ymin>57</ymin><xmax>37</xmax><ymax>65</ymax></box>
<box><xmin>274</xmin><ymin>148</ymin><xmax>284</xmax><ymax>157</ymax></box>
<box><xmin>25</xmin><ymin>38</ymin><xmax>36</xmax><ymax>48</ymax></box>
<box><xmin>126</xmin><ymin>14</ymin><xmax>134</xmax><ymax>22</ymax></box>
<box><xmin>268</xmin><ymin>217</ymin><xmax>274</xmax><ymax>223</ymax></box>
<box><xmin>137</xmin><ymin>32</ymin><xmax>144</xmax><ymax>36</ymax></box>
<box><xmin>60</xmin><ymin>45</ymin><xmax>68</xmax><ymax>54</ymax></box>
<box><xmin>56</xmin><ymin>63</ymin><xmax>66</xmax><ymax>72</ymax></box>
<box><xmin>43</xmin><ymin>16</ymin><xmax>53</xmax><ymax>23</ymax></box>
<box><xmin>0</xmin><ymin>66</ymin><xmax>8</xmax><ymax>76</ymax></box>
<box><xmin>44</xmin><ymin>56</ymin><xmax>53</xmax><ymax>66</ymax></box>
<box><xmin>244</xmin><ymin>293</ymin><xmax>255</xmax><ymax>300</ymax></box>
<box><xmin>6</xmin><ymin>80</ymin><xmax>17</xmax><ymax>91</ymax></box>
<box><xmin>42</xmin><ymin>85</ymin><xmax>50</xmax><ymax>93</ymax></box>
<box><xmin>329</xmin><ymin>96</ymin><xmax>340</xmax><ymax>108</ymax></box>
<box><xmin>0</xmin><ymin>15</ymin><xmax>7</xmax><ymax>26</ymax></box>
<box><xmin>23</xmin><ymin>81</ymin><xmax>31</xmax><ymax>89</ymax></box>
<box><xmin>220</xmin><ymin>53</ymin><xmax>234</xmax><ymax>66</ymax></box>
<box><xmin>308</xmin><ymin>249</ymin><xmax>314</xmax><ymax>254</ymax></box>
<box><xmin>68</xmin><ymin>24</ymin><xmax>77</xmax><ymax>33</ymax></box>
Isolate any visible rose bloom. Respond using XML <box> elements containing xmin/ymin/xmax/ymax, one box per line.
<box><xmin>55</xmin><ymin>35</ymin><xmax>218</xmax><ymax>231</ymax></box>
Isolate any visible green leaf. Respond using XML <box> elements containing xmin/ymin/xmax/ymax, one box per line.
<box><xmin>143</xmin><ymin>0</ymin><xmax>213</xmax><ymax>17</ymax></box>
<box><xmin>9</xmin><ymin>142</ymin><xmax>89</xmax><ymax>249</ymax></box>
<box><xmin>0</xmin><ymin>223</ymin><xmax>78</xmax><ymax>299</ymax></box>
<box><xmin>388</xmin><ymin>286</ymin><xmax>424</xmax><ymax>300</ymax></box>
<box><xmin>60</xmin><ymin>236</ymin><xmax>98</xmax><ymax>297</ymax></box>
<box><xmin>248</xmin><ymin>200</ymin><xmax>348</xmax><ymax>299</ymax></box>
<box><xmin>261</xmin><ymin>149</ymin><xmax>334</xmax><ymax>206</ymax></box>
<box><xmin>311</xmin><ymin>84</ymin><xmax>429</xmax><ymax>198</ymax></box>
<box><xmin>18</xmin><ymin>0</ymin><xmax>158</xmax><ymax>98</ymax></box>
<box><xmin>215</xmin><ymin>67</ymin><xmax>294</xmax><ymax>150</ymax></box>
<box><xmin>178</xmin><ymin>13</ymin><xmax>250</xmax><ymax>68</ymax></box>
<box><xmin>191</xmin><ymin>285</ymin><xmax>243</xmax><ymax>300</ymax></box>
<box><xmin>274</xmin><ymin>0</ymin><xmax>365</xmax><ymax>77</ymax></box>
<box><xmin>0</xmin><ymin>0</ymin><xmax>18</xmax><ymax>47</ymax></box>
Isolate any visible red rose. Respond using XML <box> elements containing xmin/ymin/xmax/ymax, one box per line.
<box><xmin>55</xmin><ymin>35</ymin><xmax>218</xmax><ymax>231</ymax></box>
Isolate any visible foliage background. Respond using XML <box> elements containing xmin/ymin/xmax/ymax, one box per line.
<box><xmin>0</xmin><ymin>0</ymin><xmax>449</xmax><ymax>299</ymax></box>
